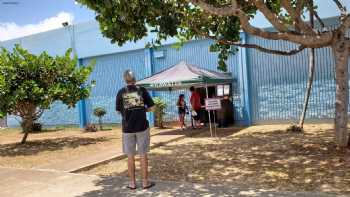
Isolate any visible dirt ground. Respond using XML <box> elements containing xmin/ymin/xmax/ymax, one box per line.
<box><xmin>0</xmin><ymin>125</ymin><xmax>172</xmax><ymax>169</ymax></box>
<box><xmin>83</xmin><ymin>123</ymin><xmax>350</xmax><ymax>195</ymax></box>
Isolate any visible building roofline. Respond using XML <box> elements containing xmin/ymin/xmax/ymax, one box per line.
<box><xmin>0</xmin><ymin>16</ymin><xmax>340</xmax><ymax>59</ymax></box>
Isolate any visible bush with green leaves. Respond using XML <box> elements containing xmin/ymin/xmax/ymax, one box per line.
<box><xmin>93</xmin><ymin>107</ymin><xmax>107</xmax><ymax>130</ymax></box>
<box><xmin>153</xmin><ymin>97</ymin><xmax>167</xmax><ymax>128</ymax></box>
<box><xmin>0</xmin><ymin>44</ymin><xmax>95</xmax><ymax>143</ymax></box>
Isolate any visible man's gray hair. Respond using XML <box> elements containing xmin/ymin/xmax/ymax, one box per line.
<box><xmin>123</xmin><ymin>70</ymin><xmax>136</xmax><ymax>83</ymax></box>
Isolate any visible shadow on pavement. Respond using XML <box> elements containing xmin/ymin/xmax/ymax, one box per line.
<box><xmin>153</xmin><ymin>126</ymin><xmax>244</xmax><ymax>138</ymax></box>
<box><xmin>75</xmin><ymin>175</ymin><xmax>339</xmax><ymax>197</ymax></box>
<box><xmin>78</xmin><ymin>127</ymin><xmax>350</xmax><ymax>194</ymax></box>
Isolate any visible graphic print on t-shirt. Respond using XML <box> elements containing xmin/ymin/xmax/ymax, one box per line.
<box><xmin>122</xmin><ymin>91</ymin><xmax>145</xmax><ymax>110</ymax></box>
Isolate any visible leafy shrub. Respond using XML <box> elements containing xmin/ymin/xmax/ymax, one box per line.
<box><xmin>153</xmin><ymin>97</ymin><xmax>167</xmax><ymax>128</ymax></box>
<box><xmin>94</xmin><ymin>107</ymin><xmax>107</xmax><ymax>117</ymax></box>
<box><xmin>93</xmin><ymin>107</ymin><xmax>107</xmax><ymax>130</ymax></box>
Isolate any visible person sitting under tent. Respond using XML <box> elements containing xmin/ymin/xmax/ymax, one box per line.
<box><xmin>217</xmin><ymin>95</ymin><xmax>234</xmax><ymax>128</ymax></box>
<box><xmin>190</xmin><ymin>86</ymin><xmax>202</xmax><ymax>129</ymax></box>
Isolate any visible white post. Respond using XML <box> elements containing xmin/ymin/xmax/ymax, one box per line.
<box><xmin>213</xmin><ymin>110</ymin><xmax>217</xmax><ymax>137</ymax></box>
<box><xmin>206</xmin><ymin>84</ymin><xmax>213</xmax><ymax>137</ymax></box>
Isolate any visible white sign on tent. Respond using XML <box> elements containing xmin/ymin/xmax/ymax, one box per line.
<box><xmin>205</xmin><ymin>98</ymin><xmax>222</xmax><ymax>110</ymax></box>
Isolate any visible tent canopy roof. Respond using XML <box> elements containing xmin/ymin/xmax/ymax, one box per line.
<box><xmin>136</xmin><ymin>61</ymin><xmax>232</xmax><ymax>90</ymax></box>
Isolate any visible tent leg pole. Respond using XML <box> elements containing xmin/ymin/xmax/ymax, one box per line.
<box><xmin>206</xmin><ymin>84</ymin><xmax>213</xmax><ymax>137</ymax></box>
<box><xmin>213</xmin><ymin>110</ymin><xmax>217</xmax><ymax>137</ymax></box>
<box><xmin>208</xmin><ymin>110</ymin><xmax>212</xmax><ymax>137</ymax></box>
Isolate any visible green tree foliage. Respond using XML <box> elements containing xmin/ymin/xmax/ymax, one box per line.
<box><xmin>0</xmin><ymin>44</ymin><xmax>95</xmax><ymax>143</ymax></box>
<box><xmin>76</xmin><ymin>0</ymin><xmax>315</xmax><ymax>71</ymax></box>
<box><xmin>153</xmin><ymin>97</ymin><xmax>167</xmax><ymax>128</ymax></box>
<box><xmin>76</xmin><ymin>0</ymin><xmax>260</xmax><ymax>71</ymax></box>
<box><xmin>93</xmin><ymin>107</ymin><xmax>107</xmax><ymax>130</ymax></box>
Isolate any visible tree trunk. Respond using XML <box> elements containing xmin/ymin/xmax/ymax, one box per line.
<box><xmin>332</xmin><ymin>38</ymin><xmax>349</xmax><ymax>148</ymax></box>
<box><xmin>298</xmin><ymin>2</ymin><xmax>316</xmax><ymax>129</ymax></box>
<box><xmin>299</xmin><ymin>48</ymin><xmax>316</xmax><ymax>128</ymax></box>
<box><xmin>21</xmin><ymin>117</ymin><xmax>33</xmax><ymax>144</ymax></box>
<box><xmin>98</xmin><ymin>117</ymin><xmax>103</xmax><ymax>130</ymax></box>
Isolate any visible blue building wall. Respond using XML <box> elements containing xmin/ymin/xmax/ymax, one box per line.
<box><xmin>80</xmin><ymin>39</ymin><xmax>243</xmax><ymax>125</ymax></box>
<box><xmin>82</xmin><ymin>49</ymin><xmax>147</xmax><ymax>124</ymax></box>
<box><xmin>0</xmin><ymin>21</ymin><xmax>178</xmax><ymax>58</ymax></box>
<box><xmin>151</xmin><ymin>39</ymin><xmax>243</xmax><ymax>123</ymax></box>
<box><xmin>246</xmin><ymin>28</ymin><xmax>350</xmax><ymax>123</ymax></box>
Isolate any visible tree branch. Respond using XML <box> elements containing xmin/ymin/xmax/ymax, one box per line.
<box><xmin>223</xmin><ymin>40</ymin><xmax>306</xmax><ymax>56</ymax></box>
<box><xmin>254</xmin><ymin>0</ymin><xmax>288</xmax><ymax>32</ymax></box>
<box><xmin>313</xmin><ymin>11</ymin><xmax>326</xmax><ymax>29</ymax></box>
<box><xmin>332</xmin><ymin>0</ymin><xmax>347</xmax><ymax>14</ymax></box>
<box><xmin>296</xmin><ymin>0</ymin><xmax>305</xmax><ymax>15</ymax></box>
<box><xmin>189</xmin><ymin>0</ymin><xmax>236</xmax><ymax>16</ymax></box>
<box><xmin>189</xmin><ymin>0</ymin><xmax>333</xmax><ymax>48</ymax></box>
<box><xmin>346</xmin><ymin>38</ymin><xmax>350</xmax><ymax>52</ymax></box>
<box><xmin>338</xmin><ymin>14</ymin><xmax>350</xmax><ymax>34</ymax></box>
<box><xmin>231</xmin><ymin>0</ymin><xmax>237</xmax><ymax>9</ymax></box>
<box><xmin>196</xmin><ymin>30</ymin><xmax>306</xmax><ymax>56</ymax></box>
<box><xmin>280</xmin><ymin>0</ymin><xmax>315</xmax><ymax>34</ymax></box>
<box><xmin>33</xmin><ymin>109</ymin><xmax>44</xmax><ymax>121</ymax></box>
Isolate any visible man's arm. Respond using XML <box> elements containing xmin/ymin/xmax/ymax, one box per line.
<box><xmin>142</xmin><ymin>88</ymin><xmax>155</xmax><ymax>111</ymax></box>
<box><xmin>190</xmin><ymin>94</ymin><xmax>195</xmax><ymax>108</ymax></box>
<box><xmin>116</xmin><ymin>90</ymin><xmax>122</xmax><ymax>113</ymax></box>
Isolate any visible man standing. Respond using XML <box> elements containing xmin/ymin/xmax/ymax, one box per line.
<box><xmin>116</xmin><ymin>70</ymin><xmax>155</xmax><ymax>190</ymax></box>
<box><xmin>190</xmin><ymin>86</ymin><xmax>202</xmax><ymax>128</ymax></box>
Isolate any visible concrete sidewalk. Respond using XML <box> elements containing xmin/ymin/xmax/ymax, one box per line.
<box><xmin>37</xmin><ymin>129</ymin><xmax>198</xmax><ymax>172</ymax></box>
<box><xmin>0</xmin><ymin>167</ymin><xmax>345</xmax><ymax>197</ymax></box>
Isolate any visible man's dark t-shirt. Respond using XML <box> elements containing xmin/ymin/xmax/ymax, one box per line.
<box><xmin>116</xmin><ymin>85</ymin><xmax>154</xmax><ymax>133</ymax></box>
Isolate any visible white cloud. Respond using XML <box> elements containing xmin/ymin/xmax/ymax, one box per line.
<box><xmin>0</xmin><ymin>12</ymin><xmax>74</xmax><ymax>41</ymax></box>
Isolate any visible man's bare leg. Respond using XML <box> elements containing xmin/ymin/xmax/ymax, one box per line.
<box><xmin>128</xmin><ymin>155</ymin><xmax>136</xmax><ymax>188</ymax></box>
<box><xmin>140</xmin><ymin>154</ymin><xmax>149</xmax><ymax>187</ymax></box>
<box><xmin>195</xmin><ymin>120</ymin><xmax>201</xmax><ymax>128</ymax></box>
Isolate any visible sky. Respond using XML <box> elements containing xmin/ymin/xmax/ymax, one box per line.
<box><xmin>0</xmin><ymin>0</ymin><xmax>350</xmax><ymax>41</ymax></box>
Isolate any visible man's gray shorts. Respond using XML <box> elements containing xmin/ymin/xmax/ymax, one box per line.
<box><xmin>122</xmin><ymin>128</ymin><xmax>150</xmax><ymax>155</ymax></box>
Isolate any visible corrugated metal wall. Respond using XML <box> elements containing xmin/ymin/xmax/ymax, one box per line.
<box><xmin>82</xmin><ymin>39</ymin><xmax>243</xmax><ymax>124</ymax></box>
<box><xmin>246</xmin><ymin>37</ymin><xmax>348</xmax><ymax>123</ymax></box>
<box><xmin>82</xmin><ymin>49</ymin><xmax>147</xmax><ymax>124</ymax></box>
<box><xmin>7</xmin><ymin>101</ymin><xmax>80</xmax><ymax>127</ymax></box>
<box><xmin>151</xmin><ymin>39</ymin><xmax>243</xmax><ymax>122</ymax></box>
